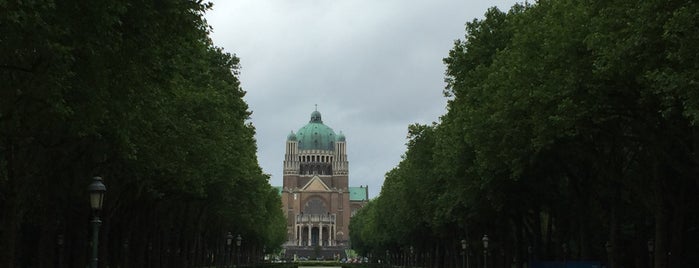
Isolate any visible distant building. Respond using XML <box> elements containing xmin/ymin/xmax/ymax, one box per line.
<box><xmin>279</xmin><ymin>109</ymin><xmax>368</xmax><ymax>247</ymax></box>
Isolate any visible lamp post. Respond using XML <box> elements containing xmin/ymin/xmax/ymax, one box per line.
<box><xmin>410</xmin><ymin>246</ymin><xmax>414</xmax><ymax>267</ymax></box>
<box><xmin>123</xmin><ymin>239</ymin><xmax>129</xmax><ymax>268</ymax></box>
<box><xmin>647</xmin><ymin>239</ymin><xmax>654</xmax><ymax>268</ymax></box>
<box><xmin>226</xmin><ymin>232</ymin><xmax>233</xmax><ymax>268</ymax></box>
<box><xmin>386</xmin><ymin>249</ymin><xmax>390</xmax><ymax>267</ymax></box>
<box><xmin>57</xmin><ymin>234</ymin><xmax>64</xmax><ymax>268</ymax></box>
<box><xmin>482</xmin><ymin>235</ymin><xmax>489</xmax><ymax>268</ymax></box>
<box><xmin>236</xmin><ymin>234</ymin><xmax>242</xmax><ymax>266</ymax></box>
<box><xmin>88</xmin><ymin>177</ymin><xmax>106</xmax><ymax>268</ymax></box>
<box><xmin>461</xmin><ymin>239</ymin><xmax>468</xmax><ymax>268</ymax></box>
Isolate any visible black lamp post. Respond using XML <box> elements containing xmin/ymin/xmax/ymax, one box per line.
<box><xmin>88</xmin><ymin>177</ymin><xmax>106</xmax><ymax>268</ymax></box>
<box><xmin>482</xmin><ymin>235</ymin><xmax>489</xmax><ymax>268</ymax></box>
<box><xmin>410</xmin><ymin>246</ymin><xmax>414</xmax><ymax>267</ymax></box>
<box><xmin>123</xmin><ymin>239</ymin><xmax>129</xmax><ymax>268</ymax></box>
<box><xmin>57</xmin><ymin>234</ymin><xmax>64</xmax><ymax>268</ymax></box>
<box><xmin>386</xmin><ymin>249</ymin><xmax>390</xmax><ymax>267</ymax></box>
<box><xmin>226</xmin><ymin>232</ymin><xmax>233</xmax><ymax>268</ymax></box>
<box><xmin>236</xmin><ymin>234</ymin><xmax>242</xmax><ymax>266</ymax></box>
<box><xmin>461</xmin><ymin>239</ymin><xmax>468</xmax><ymax>268</ymax></box>
<box><xmin>647</xmin><ymin>239</ymin><xmax>654</xmax><ymax>268</ymax></box>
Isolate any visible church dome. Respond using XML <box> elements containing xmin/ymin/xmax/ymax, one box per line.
<box><xmin>297</xmin><ymin>110</ymin><xmax>336</xmax><ymax>150</ymax></box>
<box><xmin>287</xmin><ymin>131</ymin><xmax>297</xmax><ymax>141</ymax></box>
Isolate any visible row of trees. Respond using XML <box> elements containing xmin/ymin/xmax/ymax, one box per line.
<box><xmin>350</xmin><ymin>0</ymin><xmax>698</xmax><ymax>267</ymax></box>
<box><xmin>1</xmin><ymin>1</ymin><xmax>286</xmax><ymax>267</ymax></box>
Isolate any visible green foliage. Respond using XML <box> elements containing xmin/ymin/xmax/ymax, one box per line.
<box><xmin>0</xmin><ymin>0</ymin><xmax>285</xmax><ymax>267</ymax></box>
<box><xmin>351</xmin><ymin>0</ymin><xmax>699</xmax><ymax>266</ymax></box>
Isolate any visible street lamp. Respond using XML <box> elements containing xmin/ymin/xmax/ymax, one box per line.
<box><xmin>57</xmin><ymin>234</ymin><xmax>64</xmax><ymax>268</ymax></box>
<box><xmin>605</xmin><ymin>241</ymin><xmax>613</xmax><ymax>268</ymax></box>
<box><xmin>482</xmin><ymin>235</ymin><xmax>489</xmax><ymax>268</ymax></box>
<box><xmin>461</xmin><ymin>239</ymin><xmax>468</xmax><ymax>268</ymax></box>
<box><xmin>647</xmin><ymin>239</ymin><xmax>654</xmax><ymax>268</ymax></box>
<box><xmin>236</xmin><ymin>234</ymin><xmax>242</xmax><ymax>266</ymax></box>
<box><xmin>88</xmin><ymin>176</ymin><xmax>106</xmax><ymax>268</ymax></box>
<box><xmin>123</xmin><ymin>239</ymin><xmax>129</xmax><ymax>267</ymax></box>
<box><xmin>410</xmin><ymin>246</ymin><xmax>414</xmax><ymax>267</ymax></box>
<box><xmin>226</xmin><ymin>232</ymin><xmax>233</xmax><ymax>268</ymax></box>
<box><xmin>386</xmin><ymin>249</ymin><xmax>390</xmax><ymax>267</ymax></box>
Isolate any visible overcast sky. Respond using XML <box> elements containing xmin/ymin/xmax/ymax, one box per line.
<box><xmin>204</xmin><ymin>0</ymin><xmax>519</xmax><ymax>198</ymax></box>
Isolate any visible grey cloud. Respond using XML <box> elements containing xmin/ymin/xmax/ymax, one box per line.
<box><xmin>206</xmin><ymin>0</ymin><xmax>519</xmax><ymax>198</ymax></box>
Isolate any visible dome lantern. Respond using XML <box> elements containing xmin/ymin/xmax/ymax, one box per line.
<box><xmin>296</xmin><ymin>110</ymin><xmax>336</xmax><ymax>150</ymax></box>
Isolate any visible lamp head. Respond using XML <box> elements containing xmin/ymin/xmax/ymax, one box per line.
<box><xmin>87</xmin><ymin>177</ymin><xmax>106</xmax><ymax>211</ymax></box>
<box><xmin>226</xmin><ymin>232</ymin><xmax>233</xmax><ymax>246</ymax></box>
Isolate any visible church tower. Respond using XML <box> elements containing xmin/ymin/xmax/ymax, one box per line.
<box><xmin>280</xmin><ymin>109</ymin><xmax>367</xmax><ymax>248</ymax></box>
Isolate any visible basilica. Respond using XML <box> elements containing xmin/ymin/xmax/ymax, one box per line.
<box><xmin>279</xmin><ymin>109</ymin><xmax>368</xmax><ymax>248</ymax></box>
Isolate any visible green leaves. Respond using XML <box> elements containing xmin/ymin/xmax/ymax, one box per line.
<box><xmin>1</xmin><ymin>1</ymin><xmax>284</xmax><ymax>266</ymax></box>
<box><xmin>352</xmin><ymin>0</ymin><xmax>699</xmax><ymax>265</ymax></box>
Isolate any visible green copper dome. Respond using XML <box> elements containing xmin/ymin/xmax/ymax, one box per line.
<box><xmin>297</xmin><ymin>110</ymin><xmax>336</xmax><ymax>150</ymax></box>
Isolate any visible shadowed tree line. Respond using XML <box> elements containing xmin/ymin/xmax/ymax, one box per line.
<box><xmin>350</xmin><ymin>1</ymin><xmax>699</xmax><ymax>267</ymax></box>
<box><xmin>0</xmin><ymin>1</ymin><xmax>286</xmax><ymax>267</ymax></box>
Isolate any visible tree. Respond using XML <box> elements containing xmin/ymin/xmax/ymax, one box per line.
<box><xmin>0</xmin><ymin>1</ymin><xmax>285</xmax><ymax>267</ymax></box>
<box><xmin>351</xmin><ymin>1</ymin><xmax>699</xmax><ymax>267</ymax></box>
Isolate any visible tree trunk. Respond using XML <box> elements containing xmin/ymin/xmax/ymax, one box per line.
<box><xmin>0</xmin><ymin>194</ymin><xmax>19</xmax><ymax>268</ymax></box>
<box><xmin>654</xmin><ymin>204</ymin><xmax>668</xmax><ymax>268</ymax></box>
<box><xmin>669</xmin><ymin>190</ymin><xmax>686</xmax><ymax>267</ymax></box>
<box><xmin>653</xmin><ymin>160</ymin><xmax>668</xmax><ymax>268</ymax></box>
<box><xmin>609</xmin><ymin>204</ymin><xmax>618</xmax><ymax>268</ymax></box>
<box><xmin>1</xmin><ymin>140</ymin><xmax>19</xmax><ymax>268</ymax></box>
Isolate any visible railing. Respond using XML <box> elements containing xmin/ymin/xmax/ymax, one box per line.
<box><xmin>296</xmin><ymin>214</ymin><xmax>336</xmax><ymax>223</ymax></box>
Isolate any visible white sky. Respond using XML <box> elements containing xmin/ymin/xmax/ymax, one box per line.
<box><xmin>204</xmin><ymin>0</ymin><xmax>519</xmax><ymax>198</ymax></box>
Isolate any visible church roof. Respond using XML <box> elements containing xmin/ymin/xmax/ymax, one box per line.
<box><xmin>302</xmin><ymin>176</ymin><xmax>331</xmax><ymax>191</ymax></box>
<box><xmin>349</xmin><ymin>186</ymin><xmax>368</xmax><ymax>201</ymax></box>
<box><xmin>296</xmin><ymin>110</ymin><xmax>338</xmax><ymax>150</ymax></box>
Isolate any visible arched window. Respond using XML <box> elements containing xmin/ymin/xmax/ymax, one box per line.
<box><xmin>304</xmin><ymin>197</ymin><xmax>328</xmax><ymax>215</ymax></box>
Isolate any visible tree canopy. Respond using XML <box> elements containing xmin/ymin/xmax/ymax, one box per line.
<box><xmin>350</xmin><ymin>1</ymin><xmax>699</xmax><ymax>267</ymax></box>
<box><xmin>0</xmin><ymin>1</ymin><xmax>285</xmax><ymax>267</ymax></box>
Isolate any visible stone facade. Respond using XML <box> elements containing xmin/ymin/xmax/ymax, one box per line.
<box><xmin>280</xmin><ymin>110</ymin><xmax>367</xmax><ymax>247</ymax></box>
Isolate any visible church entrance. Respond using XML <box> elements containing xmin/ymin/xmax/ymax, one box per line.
<box><xmin>300</xmin><ymin>225</ymin><xmax>333</xmax><ymax>246</ymax></box>
<box><xmin>295</xmin><ymin>213</ymin><xmax>336</xmax><ymax>247</ymax></box>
